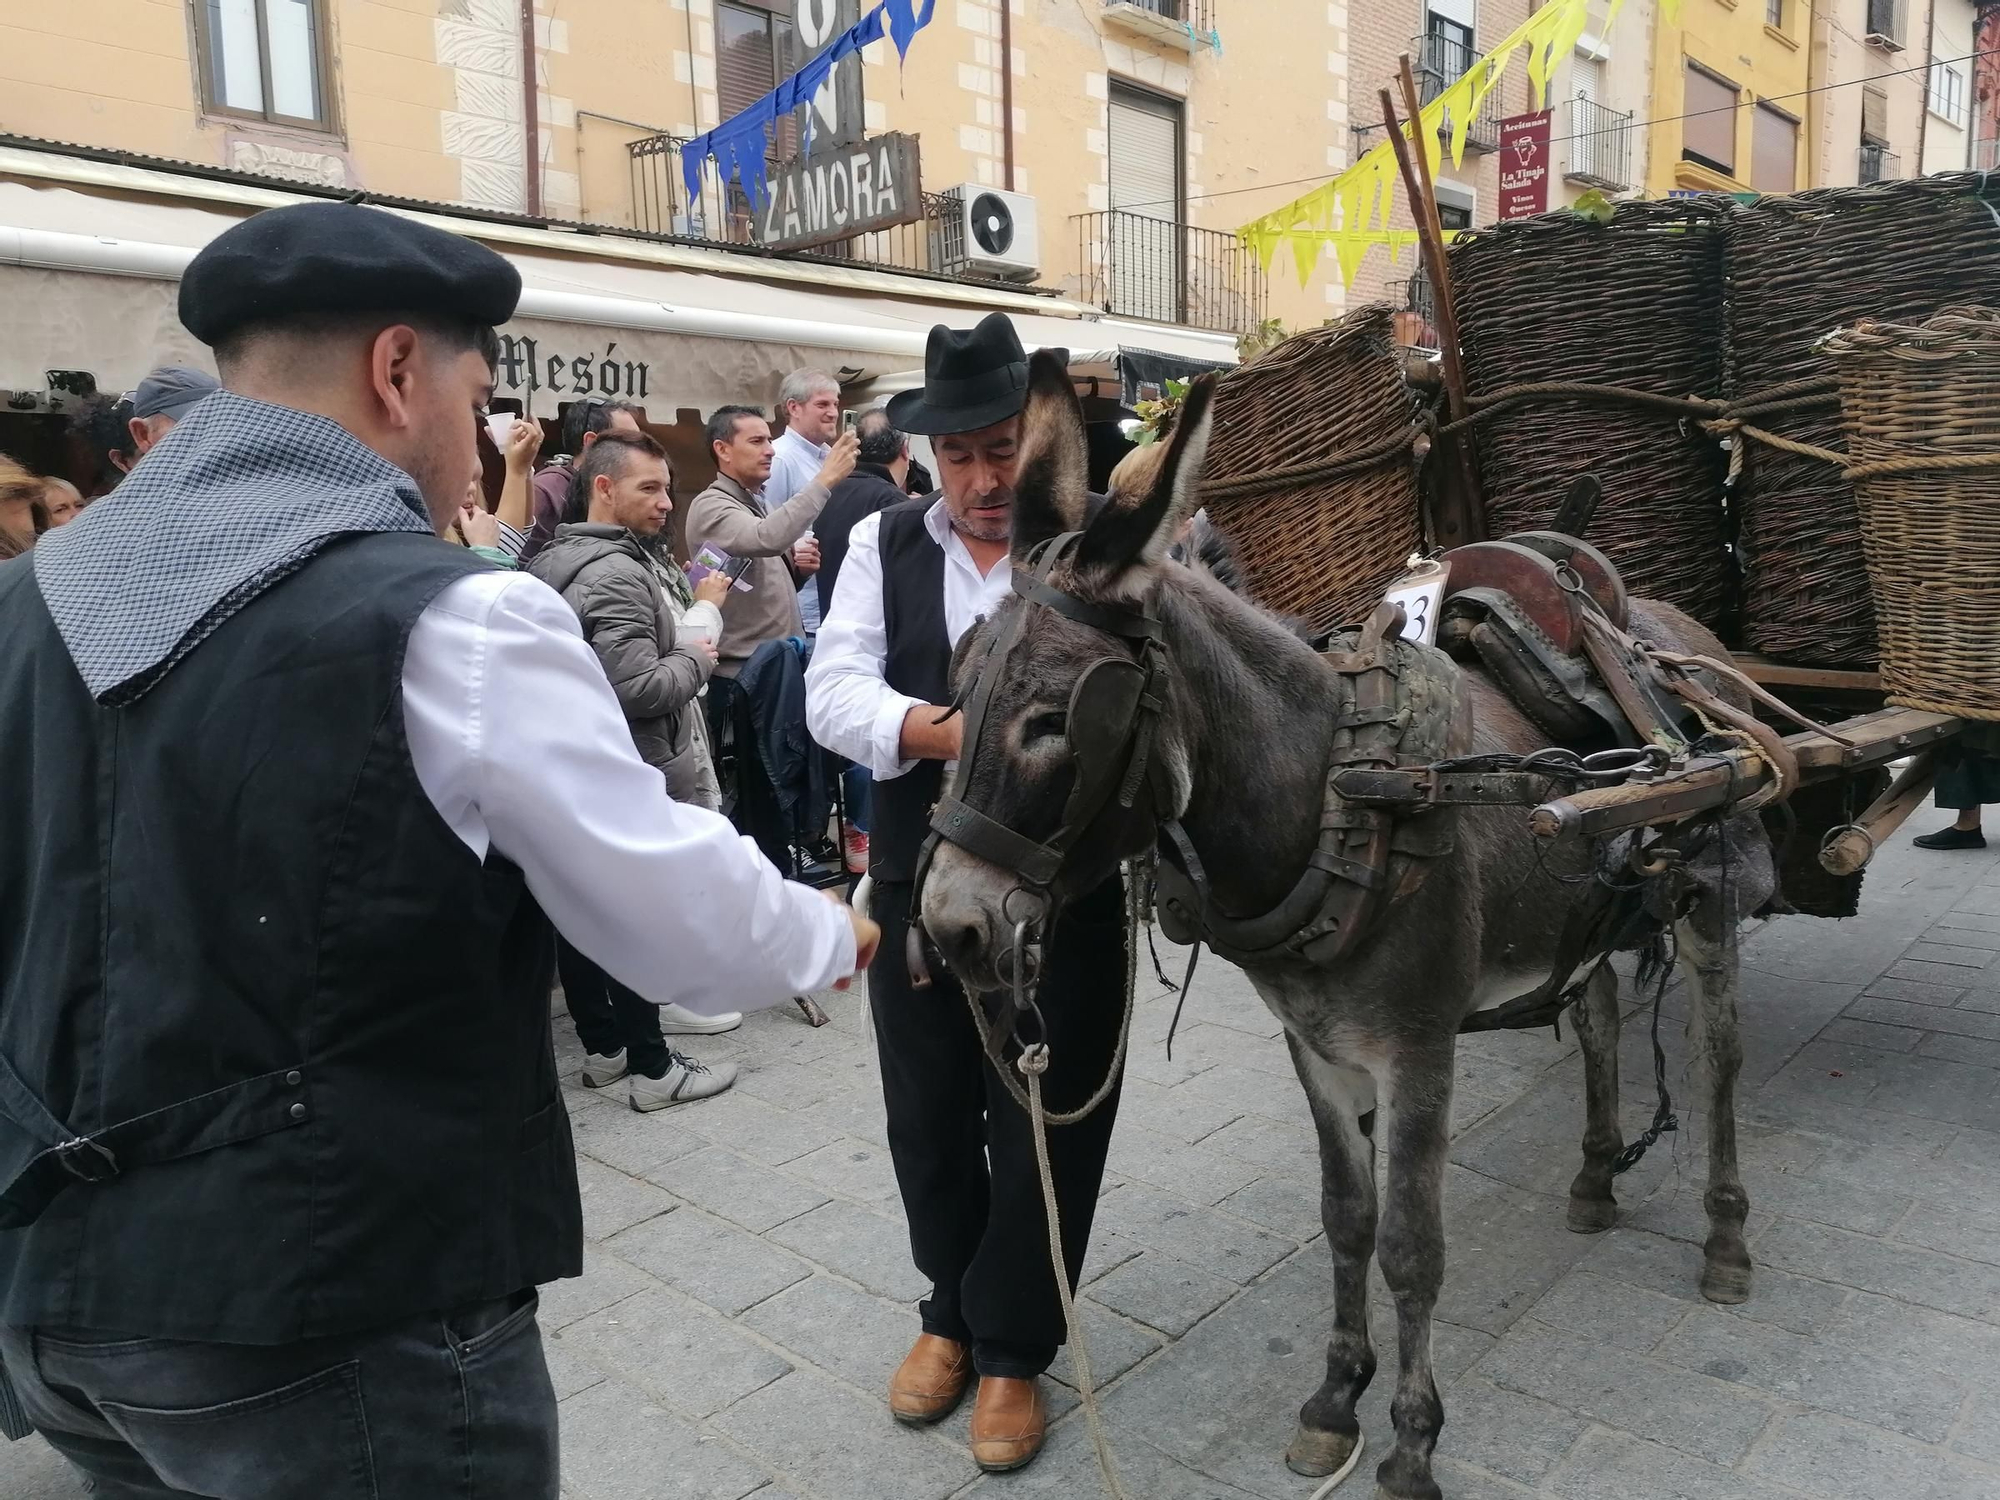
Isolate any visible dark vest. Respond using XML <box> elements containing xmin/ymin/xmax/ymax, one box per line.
<box><xmin>0</xmin><ymin>534</ymin><xmax>579</xmax><ymax>1342</ymax></box>
<box><xmin>870</xmin><ymin>499</ymin><xmax>952</xmax><ymax>884</ymax></box>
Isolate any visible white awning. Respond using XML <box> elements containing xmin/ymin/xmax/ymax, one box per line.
<box><xmin>0</xmin><ymin>147</ymin><xmax>1235</xmax><ymax>415</ymax></box>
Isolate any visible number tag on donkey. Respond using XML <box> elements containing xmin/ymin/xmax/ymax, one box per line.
<box><xmin>1382</xmin><ymin>559</ymin><xmax>1449</xmax><ymax>646</ymax></box>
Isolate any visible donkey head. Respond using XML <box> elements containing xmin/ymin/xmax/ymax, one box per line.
<box><xmin>919</xmin><ymin>349</ymin><xmax>1218</xmax><ymax>992</ymax></box>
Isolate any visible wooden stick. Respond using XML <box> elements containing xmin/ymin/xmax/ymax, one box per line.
<box><xmin>1818</xmin><ymin>753</ymin><xmax>1938</xmax><ymax>877</ymax></box>
<box><xmin>1379</xmin><ymin>67</ymin><xmax>1485</xmax><ymax>545</ymax></box>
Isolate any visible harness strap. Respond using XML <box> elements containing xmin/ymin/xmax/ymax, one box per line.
<box><xmin>0</xmin><ymin>1052</ymin><xmax>310</xmax><ymax>1230</ymax></box>
<box><xmin>1157</xmin><ymin>821</ymin><xmax>1208</xmax><ymax>1061</ymax></box>
<box><xmin>930</xmin><ymin>798</ymin><xmax>1065</xmax><ymax>887</ymax></box>
<box><xmin>1012</xmin><ymin>576</ymin><xmax>1162</xmax><ymax>640</ymax></box>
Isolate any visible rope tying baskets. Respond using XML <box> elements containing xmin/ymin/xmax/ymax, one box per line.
<box><xmin>1197</xmin><ymin>309</ymin><xmax>1425</xmax><ymax>637</ymax></box>
<box><xmin>1727</xmin><ymin>175</ymin><xmax>2000</xmax><ymax>667</ymax></box>
<box><xmin>1449</xmin><ymin>198</ymin><xmax>1733</xmax><ymax>632</ymax></box>
<box><xmin>1824</xmin><ymin>307</ymin><xmax>2000</xmax><ymax>722</ymax></box>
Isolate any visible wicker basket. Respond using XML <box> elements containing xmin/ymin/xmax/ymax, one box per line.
<box><xmin>1823</xmin><ymin>307</ymin><xmax>2000</xmax><ymax>721</ymax></box>
<box><xmin>1727</xmin><ymin>175</ymin><xmax>2000</xmax><ymax>667</ymax></box>
<box><xmin>1197</xmin><ymin>308</ymin><xmax>1425</xmax><ymax>636</ymax></box>
<box><xmin>1449</xmin><ymin>198</ymin><xmax>1733</xmax><ymax>632</ymax></box>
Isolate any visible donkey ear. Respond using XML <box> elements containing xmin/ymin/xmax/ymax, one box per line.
<box><xmin>1074</xmin><ymin>371</ymin><xmax>1219</xmax><ymax>581</ymax></box>
<box><xmin>1010</xmin><ymin>348</ymin><xmax>1089</xmax><ymax>560</ymax></box>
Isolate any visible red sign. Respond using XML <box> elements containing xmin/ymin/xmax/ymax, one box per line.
<box><xmin>1498</xmin><ymin>110</ymin><xmax>1553</xmax><ymax>220</ymax></box>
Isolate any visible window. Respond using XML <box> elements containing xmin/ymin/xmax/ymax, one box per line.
<box><xmin>1108</xmin><ymin>81</ymin><xmax>1184</xmax><ymax>222</ymax></box>
<box><xmin>1930</xmin><ymin>61</ymin><xmax>1969</xmax><ymax>128</ymax></box>
<box><xmin>1766</xmin><ymin>0</ymin><xmax>1784</xmax><ymax>25</ymax></box>
<box><xmin>1751</xmin><ymin>103</ymin><xmax>1797</xmax><ymax>193</ymax></box>
<box><xmin>195</xmin><ymin>0</ymin><xmax>333</xmax><ymax>129</ymax></box>
<box><xmin>1434</xmin><ymin>179</ymin><xmax>1475</xmax><ymax>231</ymax></box>
<box><xmin>717</xmin><ymin>1</ymin><xmax>798</xmax><ymax>162</ymax></box>
<box><xmin>1861</xmin><ymin>83</ymin><xmax>1889</xmax><ymax>145</ymax></box>
<box><xmin>1681</xmin><ymin>62</ymin><xmax>1739</xmax><ymax>175</ymax></box>
<box><xmin>1104</xmin><ymin>81</ymin><xmax>1186</xmax><ymax>322</ymax></box>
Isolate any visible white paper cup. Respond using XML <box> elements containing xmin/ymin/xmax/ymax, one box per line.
<box><xmin>486</xmin><ymin>412</ymin><xmax>514</xmax><ymax>450</ymax></box>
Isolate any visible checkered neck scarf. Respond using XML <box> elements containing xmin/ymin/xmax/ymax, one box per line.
<box><xmin>35</xmin><ymin>390</ymin><xmax>433</xmax><ymax>705</ymax></box>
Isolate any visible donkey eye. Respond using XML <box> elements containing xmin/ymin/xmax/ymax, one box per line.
<box><xmin>1026</xmin><ymin>710</ymin><xmax>1069</xmax><ymax>742</ymax></box>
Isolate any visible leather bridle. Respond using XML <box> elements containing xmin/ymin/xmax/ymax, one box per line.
<box><xmin>909</xmin><ymin>531</ymin><xmax>1173</xmax><ymax>1046</ymax></box>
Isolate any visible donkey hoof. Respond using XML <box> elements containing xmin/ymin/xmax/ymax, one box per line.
<box><xmin>1286</xmin><ymin>1422</ymin><xmax>1360</xmax><ymax>1478</ymax></box>
<box><xmin>1567</xmin><ymin>1195</ymin><xmax>1618</xmax><ymax>1234</ymax></box>
<box><xmin>1701</xmin><ymin>1261</ymin><xmax>1753</xmax><ymax>1305</ymax></box>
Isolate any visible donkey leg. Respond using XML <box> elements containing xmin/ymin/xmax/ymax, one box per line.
<box><xmin>1284</xmin><ymin>1034</ymin><xmax>1380</xmax><ymax>1479</ymax></box>
<box><xmin>1567</xmin><ymin>964</ymin><xmax>1625</xmax><ymax>1233</ymax></box>
<box><xmin>1373</xmin><ymin>1049</ymin><xmax>1453</xmax><ymax>1500</ymax></box>
<box><xmin>1680</xmin><ymin>917</ymin><xmax>1753</xmax><ymax>1304</ymax></box>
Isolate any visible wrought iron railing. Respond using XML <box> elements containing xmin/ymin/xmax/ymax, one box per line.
<box><xmin>1413</xmin><ymin>32</ymin><xmax>1502</xmax><ymax>154</ymax></box>
<box><xmin>1566</xmin><ymin>95</ymin><xmax>1634</xmax><ymax>190</ymax></box>
<box><xmin>1073</xmin><ymin>210</ymin><xmax>1266</xmax><ymax>334</ymax></box>
<box><xmin>1103</xmin><ymin>0</ymin><xmax>1214</xmax><ymax>25</ymax></box>
<box><xmin>1864</xmin><ymin>0</ymin><xmax>1907</xmax><ymax>48</ymax></box>
<box><xmin>1401</xmin><ymin>272</ymin><xmax>1440</xmax><ymax>350</ymax></box>
<box><xmin>629</xmin><ymin>135</ymin><xmax>994</xmax><ymax>283</ymax></box>
<box><xmin>1858</xmin><ymin>142</ymin><xmax>1901</xmax><ymax>183</ymax></box>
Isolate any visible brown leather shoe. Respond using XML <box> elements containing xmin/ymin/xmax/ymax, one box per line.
<box><xmin>888</xmin><ymin>1333</ymin><xmax>970</xmax><ymax>1425</ymax></box>
<box><xmin>970</xmin><ymin>1375</ymin><xmax>1047</xmax><ymax>1472</ymax></box>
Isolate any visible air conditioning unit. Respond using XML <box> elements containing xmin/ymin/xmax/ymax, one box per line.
<box><xmin>939</xmin><ymin>185</ymin><xmax>1041</xmax><ymax>280</ymax></box>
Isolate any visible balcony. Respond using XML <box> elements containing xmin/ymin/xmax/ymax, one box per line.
<box><xmin>628</xmin><ymin>134</ymin><xmax>998</xmax><ymax>284</ymax></box>
<box><xmin>1398</xmin><ymin>272</ymin><xmax>1440</xmax><ymax>351</ymax></box>
<box><xmin>1073</xmin><ymin>210</ymin><xmax>1267</xmax><ymax>334</ymax></box>
<box><xmin>1865</xmin><ymin>0</ymin><xmax>1907</xmax><ymax>49</ymax></box>
<box><xmin>1414</xmin><ymin>32</ymin><xmax>1502</xmax><ymax>154</ymax></box>
<box><xmin>1565</xmin><ymin>95</ymin><xmax>1635</xmax><ymax>191</ymax></box>
<box><xmin>1859</xmin><ymin>141</ymin><xmax>1901</xmax><ymax>183</ymax></box>
<box><xmin>1102</xmin><ymin>0</ymin><xmax>1214</xmax><ymax>50</ymax></box>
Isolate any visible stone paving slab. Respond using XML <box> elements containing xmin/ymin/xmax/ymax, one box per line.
<box><xmin>14</xmin><ymin>839</ymin><xmax>2000</xmax><ymax>1499</ymax></box>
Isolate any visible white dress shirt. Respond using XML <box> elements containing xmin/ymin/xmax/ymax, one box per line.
<box><xmin>766</xmin><ymin>424</ymin><xmax>830</xmax><ymax>510</ymax></box>
<box><xmin>403</xmin><ymin>570</ymin><xmax>855</xmax><ymax>1015</ymax></box>
<box><xmin>805</xmin><ymin>500</ymin><xmax>1012</xmax><ymax>780</ymax></box>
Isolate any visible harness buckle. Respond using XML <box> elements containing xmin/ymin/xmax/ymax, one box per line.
<box><xmin>53</xmin><ymin>1136</ymin><xmax>119</xmax><ymax>1184</ymax></box>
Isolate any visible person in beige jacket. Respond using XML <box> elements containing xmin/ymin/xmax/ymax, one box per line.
<box><xmin>683</xmin><ymin>404</ymin><xmax>857</xmax><ymax>678</ymax></box>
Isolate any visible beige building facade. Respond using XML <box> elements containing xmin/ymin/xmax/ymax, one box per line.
<box><xmin>0</xmin><ymin>0</ymin><xmax>1361</xmax><ymax>357</ymax></box>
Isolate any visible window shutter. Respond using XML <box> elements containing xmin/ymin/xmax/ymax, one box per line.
<box><xmin>1108</xmin><ymin>84</ymin><xmax>1183</xmax><ymax>220</ymax></box>
<box><xmin>1682</xmin><ymin>64</ymin><xmax>1738</xmax><ymax>173</ymax></box>
<box><xmin>1752</xmin><ymin>105</ymin><xmax>1797</xmax><ymax>193</ymax></box>
<box><xmin>1862</xmin><ymin>84</ymin><xmax>1889</xmax><ymax>143</ymax></box>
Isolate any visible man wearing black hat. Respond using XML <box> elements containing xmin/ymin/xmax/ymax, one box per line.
<box><xmin>805</xmin><ymin>313</ymin><xmax>1126</xmax><ymax>1475</ymax></box>
<box><xmin>0</xmin><ymin>202</ymin><xmax>873</xmax><ymax>1498</ymax></box>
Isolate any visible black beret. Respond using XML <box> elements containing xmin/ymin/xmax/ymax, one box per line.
<box><xmin>179</xmin><ymin>201</ymin><xmax>522</xmax><ymax>346</ymax></box>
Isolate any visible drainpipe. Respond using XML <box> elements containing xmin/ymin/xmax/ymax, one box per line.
<box><xmin>521</xmin><ymin>0</ymin><xmax>543</xmax><ymax>217</ymax></box>
<box><xmin>1917</xmin><ymin>0</ymin><xmax>1937</xmax><ymax>175</ymax></box>
<box><xmin>999</xmin><ymin>0</ymin><xmax>1016</xmax><ymax>190</ymax></box>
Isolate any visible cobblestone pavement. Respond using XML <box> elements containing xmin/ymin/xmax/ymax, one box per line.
<box><xmin>10</xmin><ymin>835</ymin><xmax>2000</xmax><ymax>1499</ymax></box>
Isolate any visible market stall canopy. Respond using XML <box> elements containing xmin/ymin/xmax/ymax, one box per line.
<box><xmin>0</xmin><ymin>145</ymin><xmax>1235</xmax><ymax>417</ymax></box>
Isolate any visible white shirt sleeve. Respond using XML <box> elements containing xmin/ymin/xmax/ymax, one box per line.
<box><xmin>404</xmin><ymin>570</ymin><xmax>856</xmax><ymax>1015</ymax></box>
<box><xmin>804</xmin><ymin>510</ymin><xmax>924</xmax><ymax>781</ymax></box>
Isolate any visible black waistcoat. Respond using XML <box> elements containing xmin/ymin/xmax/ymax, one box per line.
<box><xmin>0</xmin><ymin>534</ymin><xmax>578</xmax><ymax>1342</ymax></box>
<box><xmin>870</xmin><ymin>499</ymin><xmax>951</xmax><ymax>884</ymax></box>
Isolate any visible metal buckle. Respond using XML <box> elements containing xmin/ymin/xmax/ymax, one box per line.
<box><xmin>53</xmin><ymin>1136</ymin><xmax>118</xmax><ymax>1184</ymax></box>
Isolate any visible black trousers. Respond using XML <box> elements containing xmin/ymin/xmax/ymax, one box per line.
<box><xmin>868</xmin><ymin>876</ymin><xmax>1127</xmax><ymax>1380</ymax></box>
<box><xmin>557</xmin><ymin>935</ymin><xmax>668</xmax><ymax>1079</ymax></box>
<box><xmin>0</xmin><ymin>1291</ymin><xmax>555</xmax><ymax>1499</ymax></box>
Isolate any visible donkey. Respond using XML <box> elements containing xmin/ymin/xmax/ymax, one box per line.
<box><xmin>919</xmin><ymin>353</ymin><xmax>1776</xmax><ymax>1500</ymax></box>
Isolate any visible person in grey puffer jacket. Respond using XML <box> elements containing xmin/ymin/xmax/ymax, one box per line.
<box><xmin>530</xmin><ymin>432</ymin><xmax>724</xmax><ymax>803</ymax></box>
<box><xmin>529</xmin><ymin>430</ymin><xmax>742</xmax><ymax>1109</ymax></box>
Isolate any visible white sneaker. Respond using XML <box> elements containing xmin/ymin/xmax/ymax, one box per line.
<box><xmin>628</xmin><ymin>1051</ymin><xmax>738</xmax><ymax>1111</ymax></box>
<box><xmin>580</xmin><ymin>1049</ymin><xmax>629</xmax><ymax>1089</ymax></box>
<box><xmin>658</xmin><ymin>1003</ymin><xmax>743</xmax><ymax>1036</ymax></box>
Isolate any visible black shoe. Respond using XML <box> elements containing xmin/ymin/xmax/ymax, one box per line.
<box><xmin>1914</xmin><ymin>826</ymin><xmax>1987</xmax><ymax>851</ymax></box>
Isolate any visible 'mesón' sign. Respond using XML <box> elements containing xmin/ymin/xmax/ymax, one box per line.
<box><xmin>756</xmin><ymin>133</ymin><xmax>923</xmax><ymax>252</ymax></box>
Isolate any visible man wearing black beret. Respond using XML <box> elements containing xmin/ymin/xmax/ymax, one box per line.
<box><xmin>0</xmin><ymin>201</ymin><xmax>875</xmax><ymax>1497</ymax></box>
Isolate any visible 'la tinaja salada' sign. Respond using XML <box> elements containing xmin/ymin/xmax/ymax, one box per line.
<box><xmin>755</xmin><ymin>132</ymin><xmax>924</xmax><ymax>252</ymax></box>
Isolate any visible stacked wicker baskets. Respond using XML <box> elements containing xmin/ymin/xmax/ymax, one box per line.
<box><xmin>1449</xmin><ymin>198</ymin><xmax>1734</xmax><ymax>633</ymax></box>
<box><xmin>1726</xmin><ymin>176</ymin><xmax>2000</xmax><ymax>667</ymax></box>
<box><xmin>1823</xmin><ymin>307</ymin><xmax>2000</xmax><ymax>721</ymax></box>
<box><xmin>1197</xmin><ymin>308</ymin><xmax>1426</xmax><ymax>637</ymax></box>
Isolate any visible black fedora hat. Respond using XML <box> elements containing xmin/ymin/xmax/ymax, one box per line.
<box><xmin>886</xmin><ymin>312</ymin><xmax>1042</xmax><ymax>436</ymax></box>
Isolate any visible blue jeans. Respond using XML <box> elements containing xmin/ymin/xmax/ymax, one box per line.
<box><xmin>0</xmin><ymin>1290</ymin><xmax>557</xmax><ymax>1498</ymax></box>
<box><xmin>842</xmin><ymin>762</ymin><xmax>871</xmax><ymax>835</ymax></box>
